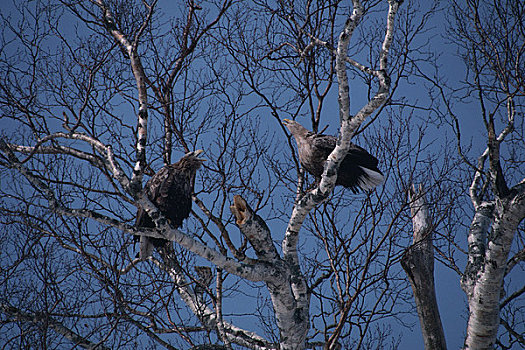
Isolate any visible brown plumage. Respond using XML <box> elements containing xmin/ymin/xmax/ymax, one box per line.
<box><xmin>283</xmin><ymin>119</ymin><xmax>384</xmax><ymax>193</ymax></box>
<box><xmin>135</xmin><ymin>150</ymin><xmax>205</xmax><ymax>258</ymax></box>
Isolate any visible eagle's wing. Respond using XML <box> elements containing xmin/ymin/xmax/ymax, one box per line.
<box><xmin>146</xmin><ymin>166</ymin><xmax>170</xmax><ymax>205</ymax></box>
<box><xmin>313</xmin><ymin>134</ymin><xmax>383</xmax><ymax>192</ymax></box>
<box><xmin>339</xmin><ymin>143</ymin><xmax>383</xmax><ymax>192</ymax></box>
<box><xmin>313</xmin><ymin>134</ymin><xmax>378</xmax><ymax>167</ymax></box>
<box><xmin>135</xmin><ymin>167</ymin><xmax>168</xmax><ymax>228</ymax></box>
<box><xmin>146</xmin><ymin>164</ymin><xmax>193</xmax><ymax>228</ymax></box>
<box><xmin>135</xmin><ymin>166</ymin><xmax>171</xmax><ymax>259</ymax></box>
<box><xmin>310</xmin><ymin>133</ymin><xmax>336</xmax><ymax>158</ymax></box>
<box><xmin>136</xmin><ymin>203</ymin><xmax>155</xmax><ymax>260</ymax></box>
<box><xmin>347</xmin><ymin>143</ymin><xmax>380</xmax><ymax>168</ymax></box>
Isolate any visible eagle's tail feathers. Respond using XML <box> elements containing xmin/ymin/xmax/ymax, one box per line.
<box><xmin>358</xmin><ymin>166</ymin><xmax>384</xmax><ymax>190</ymax></box>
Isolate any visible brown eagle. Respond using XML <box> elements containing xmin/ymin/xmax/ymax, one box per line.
<box><xmin>135</xmin><ymin>150</ymin><xmax>206</xmax><ymax>259</ymax></box>
<box><xmin>283</xmin><ymin>119</ymin><xmax>383</xmax><ymax>192</ymax></box>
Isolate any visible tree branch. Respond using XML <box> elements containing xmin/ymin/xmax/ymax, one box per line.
<box><xmin>230</xmin><ymin>195</ymin><xmax>279</xmax><ymax>262</ymax></box>
<box><xmin>153</xmin><ymin>247</ymin><xmax>277</xmax><ymax>350</ymax></box>
<box><xmin>96</xmin><ymin>0</ymin><xmax>151</xmax><ymax>193</ymax></box>
<box><xmin>0</xmin><ymin>303</ymin><xmax>111</xmax><ymax>350</ymax></box>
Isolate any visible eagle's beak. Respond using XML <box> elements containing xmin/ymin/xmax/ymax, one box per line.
<box><xmin>282</xmin><ymin>119</ymin><xmax>291</xmax><ymax>125</ymax></box>
<box><xmin>193</xmin><ymin>149</ymin><xmax>206</xmax><ymax>161</ymax></box>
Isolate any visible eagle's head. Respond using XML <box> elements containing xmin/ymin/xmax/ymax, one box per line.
<box><xmin>178</xmin><ymin>150</ymin><xmax>206</xmax><ymax>172</ymax></box>
<box><xmin>282</xmin><ymin>119</ymin><xmax>309</xmax><ymax>140</ymax></box>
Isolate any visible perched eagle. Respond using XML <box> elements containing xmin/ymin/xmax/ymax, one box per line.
<box><xmin>135</xmin><ymin>150</ymin><xmax>206</xmax><ymax>259</ymax></box>
<box><xmin>283</xmin><ymin>119</ymin><xmax>383</xmax><ymax>192</ymax></box>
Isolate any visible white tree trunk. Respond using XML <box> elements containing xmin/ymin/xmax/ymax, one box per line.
<box><xmin>401</xmin><ymin>185</ymin><xmax>447</xmax><ymax>350</ymax></box>
<box><xmin>231</xmin><ymin>195</ymin><xmax>309</xmax><ymax>350</ymax></box>
<box><xmin>463</xmin><ymin>191</ymin><xmax>525</xmax><ymax>349</ymax></box>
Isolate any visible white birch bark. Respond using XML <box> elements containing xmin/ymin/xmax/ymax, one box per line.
<box><xmin>462</xmin><ymin>188</ymin><xmax>525</xmax><ymax>349</ymax></box>
<box><xmin>0</xmin><ymin>1</ymin><xmax>403</xmax><ymax>348</ymax></box>
<box><xmin>231</xmin><ymin>195</ymin><xmax>309</xmax><ymax>350</ymax></box>
<box><xmin>281</xmin><ymin>1</ymin><xmax>399</xmax><ymax>348</ymax></box>
<box><xmin>154</xmin><ymin>245</ymin><xmax>277</xmax><ymax>350</ymax></box>
<box><xmin>96</xmin><ymin>0</ymin><xmax>153</xmax><ymax>193</ymax></box>
<box><xmin>461</xmin><ymin>97</ymin><xmax>525</xmax><ymax>348</ymax></box>
<box><xmin>401</xmin><ymin>184</ymin><xmax>447</xmax><ymax>350</ymax></box>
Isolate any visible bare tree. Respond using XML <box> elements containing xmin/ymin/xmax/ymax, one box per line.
<box><xmin>1</xmin><ymin>0</ymin><xmax>521</xmax><ymax>349</ymax></box>
<box><xmin>404</xmin><ymin>0</ymin><xmax>525</xmax><ymax>349</ymax></box>
<box><xmin>452</xmin><ymin>1</ymin><xmax>525</xmax><ymax>348</ymax></box>
<box><xmin>0</xmin><ymin>0</ymin><xmax>415</xmax><ymax>348</ymax></box>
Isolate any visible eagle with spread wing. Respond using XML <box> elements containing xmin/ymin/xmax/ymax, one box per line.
<box><xmin>283</xmin><ymin>119</ymin><xmax>383</xmax><ymax>192</ymax></box>
<box><xmin>135</xmin><ymin>150</ymin><xmax>206</xmax><ymax>259</ymax></box>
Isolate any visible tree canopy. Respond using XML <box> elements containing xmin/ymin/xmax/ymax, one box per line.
<box><xmin>0</xmin><ymin>0</ymin><xmax>523</xmax><ymax>349</ymax></box>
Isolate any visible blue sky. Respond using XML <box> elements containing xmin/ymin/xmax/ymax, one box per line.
<box><xmin>1</xmin><ymin>0</ymin><xmax>523</xmax><ymax>349</ymax></box>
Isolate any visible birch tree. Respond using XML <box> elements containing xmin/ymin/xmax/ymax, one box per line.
<box><xmin>404</xmin><ymin>0</ymin><xmax>525</xmax><ymax>349</ymax></box>
<box><xmin>4</xmin><ymin>0</ymin><xmax>522</xmax><ymax>349</ymax></box>
<box><xmin>0</xmin><ymin>0</ymin><xmax>417</xmax><ymax>348</ymax></box>
<box><xmin>452</xmin><ymin>1</ymin><xmax>525</xmax><ymax>348</ymax></box>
